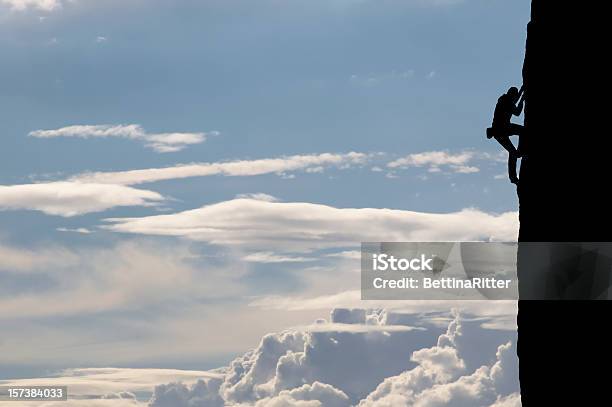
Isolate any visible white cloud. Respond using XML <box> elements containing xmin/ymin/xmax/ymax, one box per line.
<box><xmin>251</xmin><ymin>382</ymin><xmax>351</xmax><ymax>407</ymax></box>
<box><xmin>150</xmin><ymin>310</ymin><xmax>435</xmax><ymax>405</ymax></box>
<box><xmin>250</xmin><ymin>293</ymin><xmax>518</xmax><ymax>330</ymax></box>
<box><xmin>359</xmin><ymin>311</ymin><xmax>519</xmax><ymax>407</ymax></box>
<box><xmin>388</xmin><ymin>150</ymin><xmax>480</xmax><ymax>174</ymax></box>
<box><xmin>29</xmin><ymin>124</ymin><xmax>216</xmax><ymax>153</ymax></box>
<box><xmin>149</xmin><ymin>379</ymin><xmax>225</xmax><ymax>407</ymax></box>
<box><xmin>0</xmin><ymin>242</ymin><xmax>80</xmax><ymax>272</ymax></box>
<box><xmin>236</xmin><ymin>193</ymin><xmax>279</xmax><ymax>202</ymax></box>
<box><xmin>0</xmin><ymin>240</ymin><xmax>244</xmax><ymax>319</ymax></box>
<box><xmin>56</xmin><ymin>227</ymin><xmax>93</xmax><ymax>234</ymax></box>
<box><xmin>326</xmin><ymin>250</ymin><xmax>361</xmax><ymax>260</ymax></box>
<box><xmin>146</xmin><ymin>310</ymin><xmax>518</xmax><ymax>407</ymax></box>
<box><xmin>0</xmin><ymin>182</ymin><xmax>164</xmax><ymax>216</ymax></box>
<box><xmin>243</xmin><ymin>252</ymin><xmax>315</xmax><ymax>264</ymax></box>
<box><xmin>3</xmin><ymin>309</ymin><xmax>518</xmax><ymax>407</ymax></box>
<box><xmin>490</xmin><ymin>393</ymin><xmax>522</xmax><ymax>407</ymax></box>
<box><xmin>1</xmin><ymin>367</ymin><xmax>220</xmax><ymax>406</ymax></box>
<box><xmin>455</xmin><ymin>165</ymin><xmax>479</xmax><ymax>174</ymax></box>
<box><xmin>13</xmin><ymin>400</ymin><xmax>143</xmax><ymax>407</ymax></box>
<box><xmin>70</xmin><ymin>152</ymin><xmax>369</xmax><ymax>185</ymax></box>
<box><xmin>349</xmin><ymin>70</ymin><xmax>415</xmax><ymax>87</ymax></box>
<box><xmin>1</xmin><ymin>0</ymin><xmax>62</xmax><ymax>11</ymax></box>
<box><xmin>361</xmin><ymin>341</ymin><xmax>519</xmax><ymax>406</ymax></box>
<box><xmin>104</xmin><ymin>198</ymin><xmax>518</xmax><ymax>252</ymax></box>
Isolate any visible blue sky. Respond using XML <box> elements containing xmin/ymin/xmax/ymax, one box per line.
<box><xmin>0</xmin><ymin>0</ymin><xmax>530</xmax><ymax>380</ymax></box>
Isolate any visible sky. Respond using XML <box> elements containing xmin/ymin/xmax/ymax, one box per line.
<box><xmin>0</xmin><ymin>0</ymin><xmax>530</xmax><ymax>404</ymax></box>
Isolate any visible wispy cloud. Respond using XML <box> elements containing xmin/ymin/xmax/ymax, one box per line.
<box><xmin>70</xmin><ymin>152</ymin><xmax>369</xmax><ymax>185</ymax></box>
<box><xmin>0</xmin><ymin>241</ymin><xmax>80</xmax><ymax>272</ymax></box>
<box><xmin>29</xmin><ymin>124</ymin><xmax>217</xmax><ymax>153</ymax></box>
<box><xmin>235</xmin><ymin>193</ymin><xmax>279</xmax><ymax>202</ymax></box>
<box><xmin>243</xmin><ymin>252</ymin><xmax>315</xmax><ymax>263</ymax></box>
<box><xmin>104</xmin><ymin>198</ymin><xmax>518</xmax><ymax>252</ymax></box>
<box><xmin>1</xmin><ymin>0</ymin><xmax>63</xmax><ymax>11</ymax></box>
<box><xmin>326</xmin><ymin>250</ymin><xmax>361</xmax><ymax>260</ymax></box>
<box><xmin>0</xmin><ymin>240</ymin><xmax>245</xmax><ymax>318</ymax></box>
<box><xmin>0</xmin><ymin>182</ymin><xmax>164</xmax><ymax>216</ymax></box>
<box><xmin>56</xmin><ymin>227</ymin><xmax>93</xmax><ymax>234</ymax></box>
<box><xmin>1</xmin><ymin>367</ymin><xmax>218</xmax><ymax>405</ymax></box>
<box><xmin>388</xmin><ymin>150</ymin><xmax>480</xmax><ymax>174</ymax></box>
<box><xmin>349</xmin><ymin>70</ymin><xmax>415</xmax><ymax>87</ymax></box>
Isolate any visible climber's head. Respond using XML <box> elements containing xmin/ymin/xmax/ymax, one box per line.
<box><xmin>507</xmin><ymin>87</ymin><xmax>520</xmax><ymax>102</ymax></box>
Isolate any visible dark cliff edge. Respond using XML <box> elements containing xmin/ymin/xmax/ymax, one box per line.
<box><xmin>517</xmin><ymin>1</ymin><xmax>612</xmax><ymax>405</ymax></box>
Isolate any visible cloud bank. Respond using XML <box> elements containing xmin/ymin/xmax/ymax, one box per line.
<box><xmin>149</xmin><ymin>310</ymin><xmax>519</xmax><ymax>406</ymax></box>
<box><xmin>3</xmin><ymin>310</ymin><xmax>519</xmax><ymax>406</ymax></box>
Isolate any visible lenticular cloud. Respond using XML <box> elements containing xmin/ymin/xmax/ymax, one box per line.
<box><xmin>149</xmin><ymin>309</ymin><xmax>520</xmax><ymax>407</ymax></box>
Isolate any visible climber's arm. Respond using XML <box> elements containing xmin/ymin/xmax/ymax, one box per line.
<box><xmin>513</xmin><ymin>98</ymin><xmax>524</xmax><ymax>116</ymax></box>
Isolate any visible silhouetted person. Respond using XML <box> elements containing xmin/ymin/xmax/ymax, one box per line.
<box><xmin>487</xmin><ymin>86</ymin><xmax>525</xmax><ymax>184</ymax></box>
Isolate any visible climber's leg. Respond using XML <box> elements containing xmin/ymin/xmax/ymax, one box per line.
<box><xmin>509</xmin><ymin>152</ymin><xmax>519</xmax><ymax>184</ymax></box>
<box><xmin>495</xmin><ymin>134</ymin><xmax>518</xmax><ymax>155</ymax></box>
<box><xmin>508</xmin><ymin>123</ymin><xmax>524</xmax><ymax>137</ymax></box>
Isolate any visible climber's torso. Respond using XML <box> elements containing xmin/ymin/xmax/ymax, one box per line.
<box><xmin>492</xmin><ymin>94</ymin><xmax>514</xmax><ymax>128</ymax></box>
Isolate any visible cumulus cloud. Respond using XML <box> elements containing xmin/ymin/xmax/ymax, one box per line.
<box><xmin>361</xmin><ymin>342</ymin><xmax>519</xmax><ymax>406</ymax></box>
<box><xmin>104</xmin><ymin>198</ymin><xmax>518</xmax><ymax>252</ymax></box>
<box><xmin>359</xmin><ymin>312</ymin><xmax>519</xmax><ymax>407</ymax></box>
<box><xmin>251</xmin><ymin>382</ymin><xmax>351</xmax><ymax>407</ymax></box>
<box><xmin>0</xmin><ymin>182</ymin><xmax>164</xmax><ymax>216</ymax></box>
<box><xmin>387</xmin><ymin>151</ymin><xmax>480</xmax><ymax>174</ymax></box>
<box><xmin>490</xmin><ymin>393</ymin><xmax>522</xmax><ymax>407</ymax></box>
<box><xmin>149</xmin><ymin>378</ymin><xmax>225</xmax><ymax>407</ymax></box>
<box><xmin>147</xmin><ymin>310</ymin><xmax>518</xmax><ymax>407</ymax></box>
<box><xmin>150</xmin><ymin>310</ymin><xmax>436</xmax><ymax>406</ymax></box>
<box><xmin>70</xmin><ymin>152</ymin><xmax>369</xmax><ymax>185</ymax></box>
<box><xmin>29</xmin><ymin>124</ymin><xmax>217</xmax><ymax>153</ymax></box>
<box><xmin>3</xmin><ymin>309</ymin><xmax>518</xmax><ymax>407</ymax></box>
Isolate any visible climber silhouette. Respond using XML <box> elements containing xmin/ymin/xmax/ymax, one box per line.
<box><xmin>487</xmin><ymin>86</ymin><xmax>525</xmax><ymax>184</ymax></box>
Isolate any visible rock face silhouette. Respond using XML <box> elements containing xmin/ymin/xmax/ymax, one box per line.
<box><xmin>518</xmin><ymin>3</ymin><xmax>609</xmax><ymax>242</ymax></box>
<box><xmin>516</xmin><ymin>1</ymin><xmax>612</xmax><ymax>405</ymax></box>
